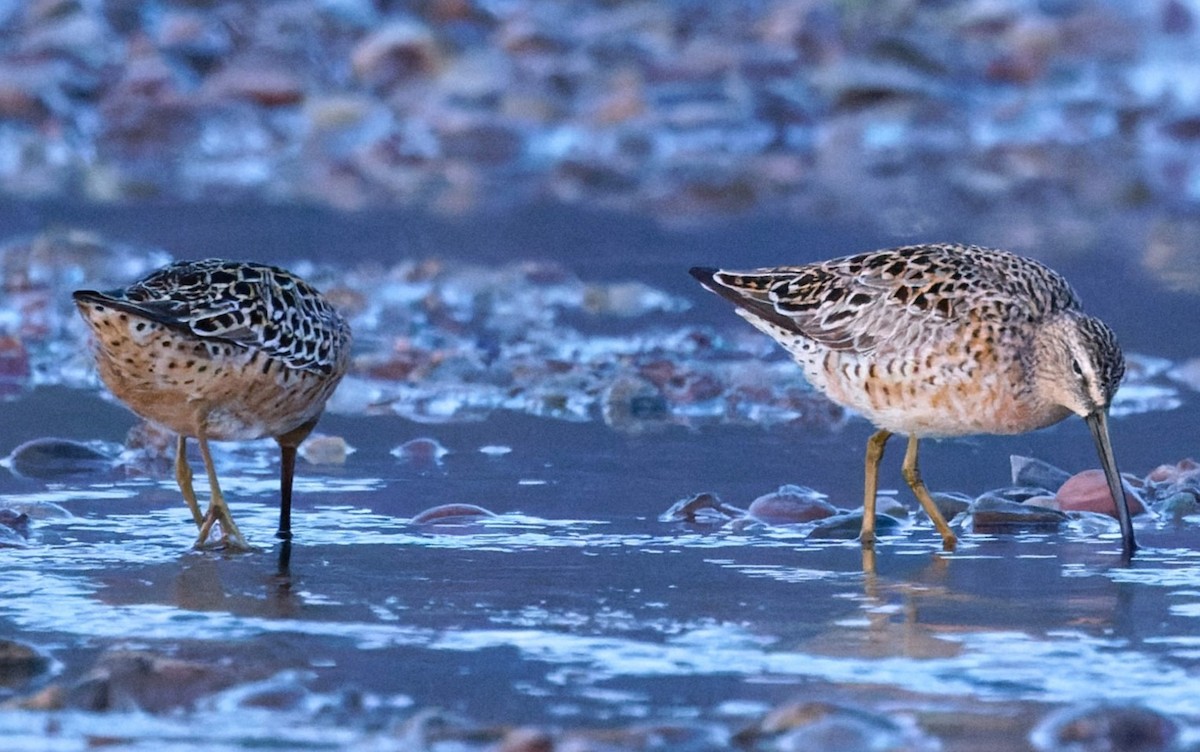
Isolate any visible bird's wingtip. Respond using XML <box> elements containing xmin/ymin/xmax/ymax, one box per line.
<box><xmin>72</xmin><ymin>289</ymin><xmax>101</xmax><ymax>302</ymax></box>
<box><xmin>689</xmin><ymin>266</ymin><xmax>719</xmax><ymax>286</ymax></box>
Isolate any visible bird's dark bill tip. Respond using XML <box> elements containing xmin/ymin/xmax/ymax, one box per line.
<box><xmin>689</xmin><ymin>266</ymin><xmax>719</xmax><ymax>285</ymax></box>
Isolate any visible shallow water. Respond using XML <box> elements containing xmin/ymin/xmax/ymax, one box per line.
<box><xmin>0</xmin><ymin>205</ymin><xmax>1198</xmax><ymax>750</ymax></box>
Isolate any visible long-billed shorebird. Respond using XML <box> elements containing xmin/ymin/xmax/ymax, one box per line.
<box><xmin>691</xmin><ymin>243</ymin><xmax>1136</xmax><ymax>555</ymax></box>
<box><xmin>74</xmin><ymin>260</ymin><xmax>351</xmax><ymax>550</ymax></box>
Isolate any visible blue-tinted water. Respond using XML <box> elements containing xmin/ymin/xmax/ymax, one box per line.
<box><xmin>0</xmin><ymin>204</ymin><xmax>1197</xmax><ymax>750</ymax></box>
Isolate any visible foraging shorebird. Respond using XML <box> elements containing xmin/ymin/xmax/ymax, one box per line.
<box><xmin>74</xmin><ymin>259</ymin><xmax>351</xmax><ymax>550</ymax></box>
<box><xmin>691</xmin><ymin>243</ymin><xmax>1136</xmax><ymax>555</ymax></box>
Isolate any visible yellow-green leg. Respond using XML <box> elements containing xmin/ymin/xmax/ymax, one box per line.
<box><xmin>860</xmin><ymin>429</ymin><xmax>892</xmax><ymax>547</ymax></box>
<box><xmin>174</xmin><ymin>435</ymin><xmax>204</xmax><ymax>528</ymax></box>
<box><xmin>194</xmin><ymin>430</ymin><xmax>249</xmax><ymax>551</ymax></box>
<box><xmin>900</xmin><ymin>435</ymin><xmax>957</xmax><ymax>551</ymax></box>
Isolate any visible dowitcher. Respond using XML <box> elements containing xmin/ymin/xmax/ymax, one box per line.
<box><xmin>691</xmin><ymin>243</ymin><xmax>1136</xmax><ymax>555</ymax></box>
<box><xmin>73</xmin><ymin>260</ymin><xmax>351</xmax><ymax>550</ymax></box>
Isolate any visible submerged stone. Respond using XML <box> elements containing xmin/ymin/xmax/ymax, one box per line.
<box><xmin>930</xmin><ymin>491</ymin><xmax>972</xmax><ymax>521</ymax></box>
<box><xmin>1142</xmin><ymin>458</ymin><xmax>1200</xmax><ymax>507</ymax></box>
<box><xmin>496</xmin><ymin>727</ymin><xmax>555</xmax><ymax>752</ymax></box>
<box><xmin>747</xmin><ymin>484</ymin><xmax>838</xmax><ymax>525</ymax></box>
<box><xmin>1030</xmin><ymin>702</ymin><xmax>1180</xmax><ymax>752</ymax></box>
<box><xmin>563</xmin><ymin>723</ymin><xmax>726</xmax><ymax>751</ymax></box>
<box><xmin>67</xmin><ymin>650</ymin><xmax>257</xmax><ymax>713</ymax></box>
<box><xmin>1055</xmin><ymin>470</ymin><xmax>1146</xmax><ymax>518</ymax></box>
<box><xmin>1010</xmin><ymin>455</ymin><xmax>1072</xmax><ymax>490</ymax></box>
<box><xmin>1</xmin><ymin>437</ymin><xmax>117</xmax><ymax>478</ymax></box>
<box><xmin>0</xmin><ymin>509</ymin><xmax>30</xmax><ymax>539</ymax></box>
<box><xmin>874</xmin><ymin>495</ymin><xmax>909</xmax><ymax>519</ymax></box>
<box><xmin>0</xmin><ymin>639</ymin><xmax>50</xmax><ymax>689</ymax></box>
<box><xmin>807</xmin><ymin>510</ymin><xmax>903</xmax><ymax>539</ymax></box>
<box><xmin>410</xmin><ymin>503</ymin><xmax>497</xmax><ymax>525</ymax></box>
<box><xmin>298</xmin><ymin>434</ymin><xmax>355</xmax><ymax>465</ymax></box>
<box><xmin>659</xmin><ymin>492</ymin><xmax>744</xmax><ymax>523</ymax></box>
<box><xmin>1150</xmin><ymin>490</ymin><xmax>1199</xmax><ymax>519</ymax></box>
<box><xmin>391</xmin><ymin>438</ymin><xmax>450</xmax><ymax>467</ymax></box>
<box><xmin>737</xmin><ymin>700</ymin><xmax>936</xmax><ymax>752</ymax></box>
<box><xmin>968</xmin><ymin>496</ymin><xmax>1069</xmax><ymax>532</ymax></box>
<box><xmin>984</xmin><ymin>486</ymin><xmax>1060</xmax><ymax>504</ymax></box>
<box><xmin>1144</xmin><ymin>457</ymin><xmax>1200</xmax><ymax>484</ymax></box>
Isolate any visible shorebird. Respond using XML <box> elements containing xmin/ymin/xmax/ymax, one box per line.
<box><xmin>74</xmin><ymin>259</ymin><xmax>351</xmax><ymax>550</ymax></box>
<box><xmin>691</xmin><ymin>243</ymin><xmax>1136</xmax><ymax>555</ymax></box>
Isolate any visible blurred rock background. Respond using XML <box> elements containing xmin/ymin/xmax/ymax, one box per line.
<box><xmin>2</xmin><ymin>0</ymin><xmax>1200</xmax><ymax>254</ymax></box>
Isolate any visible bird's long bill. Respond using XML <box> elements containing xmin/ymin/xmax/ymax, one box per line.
<box><xmin>1085</xmin><ymin>409</ymin><xmax>1137</xmax><ymax>556</ymax></box>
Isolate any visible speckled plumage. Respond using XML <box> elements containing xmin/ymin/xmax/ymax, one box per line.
<box><xmin>691</xmin><ymin>243</ymin><xmax>1136</xmax><ymax>555</ymax></box>
<box><xmin>73</xmin><ymin>259</ymin><xmax>351</xmax><ymax>550</ymax></box>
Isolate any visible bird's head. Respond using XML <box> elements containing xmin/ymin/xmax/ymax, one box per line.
<box><xmin>1032</xmin><ymin>311</ymin><xmax>1125</xmax><ymax>419</ymax></box>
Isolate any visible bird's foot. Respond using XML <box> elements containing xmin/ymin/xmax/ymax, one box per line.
<box><xmin>195</xmin><ymin>506</ymin><xmax>253</xmax><ymax>552</ymax></box>
<box><xmin>939</xmin><ymin>532</ymin><xmax>958</xmax><ymax>552</ymax></box>
<box><xmin>193</xmin><ymin>528</ymin><xmax>255</xmax><ymax>553</ymax></box>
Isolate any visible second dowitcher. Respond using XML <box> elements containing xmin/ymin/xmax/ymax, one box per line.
<box><xmin>691</xmin><ymin>243</ymin><xmax>1136</xmax><ymax>555</ymax></box>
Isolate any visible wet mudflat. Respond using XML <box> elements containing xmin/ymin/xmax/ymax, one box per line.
<box><xmin>0</xmin><ymin>207</ymin><xmax>1198</xmax><ymax>750</ymax></box>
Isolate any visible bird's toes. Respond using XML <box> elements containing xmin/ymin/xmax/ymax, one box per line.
<box><xmin>218</xmin><ymin>535</ymin><xmax>257</xmax><ymax>553</ymax></box>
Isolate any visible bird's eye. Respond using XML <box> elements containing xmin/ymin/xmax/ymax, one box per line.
<box><xmin>1071</xmin><ymin>359</ymin><xmax>1083</xmax><ymax>377</ymax></box>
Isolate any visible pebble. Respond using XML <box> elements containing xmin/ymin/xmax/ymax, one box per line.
<box><xmin>1150</xmin><ymin>491</ymin><xmax>1199</xmax><ymax>519</ymax></box>
<box><xmin>202</xmin><ymin>59</ymin><xmax>306</xmax><ymax>107</ymax></box>
<box><xmin>0</xmin><ymin>509</ymin><xmax>30</xmax><ymax>539</ymax></box>
<box><xmin>967</xmin><ymin>496</ymin><xmax>1069</xmax><ymax>532</ymax></box>
<box><xmin>806</xmin><ymin>511</ymin><xmax>903</xmax><ymax>540</ymax></box>
<box><xmin>1144</xmin><ymin>458</ymin><xmax>1200</xmax><ymax>485</ymax></box>
<box><xmin>746</xmin><ymin>485</ymin><xmax>838</xmax><ymax>525</ymax></box>
<box><xmin>555</xmin><ymin>723</ymin><xmax>726</xmax><ymax>752</ymax></box>
<box><xmin>736</xmin><ymin>701</ymin><xmax>936</xmax><ymax>752</ymax></box>
<box><xmin>930</xmin><ymin>491</ymin><xmax>973</xmax><ymax>521</ymax></box>
<box><xmin>0</xmin><ymin>438</ymin><xmax>118</xmax><ymax>478</ymax></box>
<box><xmin>1141</xmin><ymin>458</ymin><xmax>1200</xmax><ymax>507</ymax></box>
<box><xmin>0</xmin><ymin>639</ymin><xmax>50</xmax><ymax>689</ymax></box>
<box><xmin>1010</xmin><ymin>455</ymin><xmax>1072</xmax><ymax>491</ymax></box>
<box><xmin>410</xmin><ymin>503</ymin><xmax>497</xmax><ymax>525</ymax></box>
<box><xmin>496</xmin><ymin>727</ymin><xmax>555</xmax><ymax>752</ymax></box>
<box><xmin>875</xmin><ymin>495</ymin><xmax>909</xmax><ymax>519</ymax></box>
<box><xmin>601</xmin><ymin>375</ymin><xmax>673</xmax><ymax>435</ymax></box>
<box><xmin>1030</xmin><ymin>702</ymin><xmax>1180</xmax><ymax>752</ymax></box>
<box><xmin>391</xmin><ymin>438</ymin><xmax>450</xmax><ymax>466</ymax></box>
<box><xmin>1054</xmin><ymin>470</ymin><xmax>1146</xmax><ymax>519</ymax></box>
<box><xmin>985</xmin><ymin>486</ymin><xmax>1062</xmax><ymax>504</ymax></box>
<box><xmin>351</xmin><ymin>20</ymin><xmax>441</xmax><ymax>90</ymax></box>
<box><xmin>298</xmin><ymin>434</ymin><xmax>355</xmax><ymax>465</ymax></box>
<box><xmin>659</xmin><ymin>492</ymin><xmax>745</xmax><ymax>523</ymax></box>
<box><xmin>66</xmin><ymin>650</ymin><xmax>261</xmax><ymax>714</ymax></box>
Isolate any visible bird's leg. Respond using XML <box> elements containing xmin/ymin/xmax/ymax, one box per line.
<box><xmin>194</xmin><ymin>429</ymin><xmax>249</xmax><ymax>551</ymax></box>
<box><xmin>861</xmin><ymin>429</ymin><xmax>892</xmax><ymax>547</ymax></box>
<box><xmin>899</xmin><ymin>435</ymin><xmax>957</xmax><ymax>551</ymax></box>
<box><xmin>274</xmin><ymin>418</ymin><xmax>318</xmax><ymax>541</ymax></box>
<box><xmin>174</xmin><ymin>435</ymin><xmax>204</xmax><ymax>528</ymax></box>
